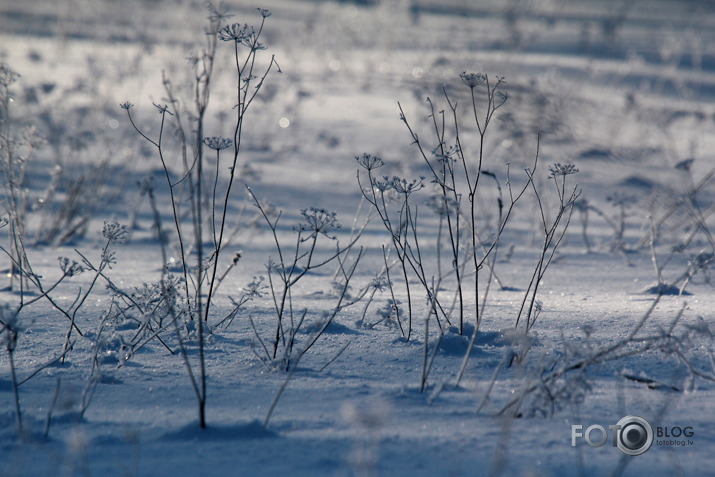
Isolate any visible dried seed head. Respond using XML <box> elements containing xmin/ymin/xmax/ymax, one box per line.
<box><xmin>356</xmin><ymin>153</ymin><xmax>384</xmax><ymax>171</ymax></box>
<box><xmin>152</xmin><ymin>103</ymin><xmax>173</xmax><ymax>115</ymax></box>
<box><xmin>372</xmin><ymin>176</ymin><xmax>393</xmax><ymax>193</ymax></box>
<box><xmin>548</xmin><ymin>162</ymin><xmax>579</xmax><ymax>177</ymax></box>
<box><xmin>256</xmin><ymin>8</ymin><xmax>272</xmax><ymax>18</ymax></box>
<box><xmin>218</xmin><ymin>23</ymin><xmax>252</xmax><ymax>42</ymax></box>
<box><xmin>59</xmin><ymin>257</ymin><xmax>84</xmax><ymax>277</ymax></box>
<box><xmin>459</xmin><ymin>71</ymin><xmax>486</xmax><ymax>89</ymax></box>
<box><xmin>391</xmin><ymin>176</ymin><xmax>424</xmax><ymax>196</ymax></box>
<box><xmin>203</xmin><ymin>136</ymin><xmax>233</xmax><ymax>151</ymax></box>
<box><xmin>102</xmin><ymin>220</ymin><xmax>128</xmax><ymax>243</ymax></box>
<box><xmin>0</xmin><ymin>63</ymin><xmax>20</xmax><ymax>87</ymax></box>
<box><xmin>299</xmin><ymin>207</ymin><xmax>341</xmax><ymax>238</ymax></box>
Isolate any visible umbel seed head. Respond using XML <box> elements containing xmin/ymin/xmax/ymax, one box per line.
<box><xmin>459</xmin><ymin>71</ymin><xmax>486</xmax><ymax>89</ymax></box>
<box><xmin>203</xmin><ymin>136</ymin><xmax>233</xmax><ymax>151</ymax></box>
<box><xmin>356</xmin><ymin>153</ymin><xmax>384</xmax><ymax>171</ymax></box>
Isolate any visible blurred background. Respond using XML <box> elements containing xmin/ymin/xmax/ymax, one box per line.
<box><xmin>2</xmin><ymin>0</ymin><xmax>715</xmax><ymax>246</ymax></box>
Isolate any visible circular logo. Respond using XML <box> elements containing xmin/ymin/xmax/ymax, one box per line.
<box><xmin>615</xmin><ymin>416</ymin><xmax>653</xmax><ymax>456</ymax></box>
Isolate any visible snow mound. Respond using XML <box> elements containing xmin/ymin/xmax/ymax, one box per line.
<box><xmin>162</xmin><ymin>420</ymin><xmax>276</xmax><ymax>441</ymax></box>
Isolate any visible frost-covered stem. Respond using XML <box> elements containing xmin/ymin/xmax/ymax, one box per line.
<box><xmin>195</xmin><ymin>117</ymin><xmax>207</xmax><ymax>428</ymax></box>
<box><xmin>468</xmin><ymin>101</ymin><xmax>488</xmax><ymax>336</ymax></box>
<box><xmin>266</xmin><ymin>265</ymin><xmax>284</xmax><ymax>357</ymax></box>
<box><xmin>403</xmin><ymin>193</ymin><xmax>438</xmax><ymax>334</ymax></box>
<box><xmin>251</xmin><ymin>188</ymin><xmax>361</xmax><ymax>357</ymax></box>
<box><xmin>168</xmin><ymin>303</ymin><xmax>203</xmax><ymax>425</ymax></box>
<box><xmin>203</xmin><ymin>22</ymin><xmax>278</xmax><ymax>328</ymax></box>
<box><xmin>5</xmin><ymin>326</ymin><xmax>22</xmax><ymax>433</ymax></box>
<box><xmin>393</xmin><ymin>199</ymin><xmax>413</xmax><ymax>337</ymax></box>
<box><xmin>402</xmin><ymin>201</ymin><xmax>438</xmax><ymax>331</ymax></box>
<box><xmin>44</xmin><ymin>378</ymin><xmax>61</xmax><ymax>438</ymax></box>
<box><xmin>464</xmin><ymin>76</ymin><xmax>506</xmax><ymax>332</ymax></box>
<box><xmin>0</xmin><ymin>73</ymin><xmax>28</xmax><ymax>293</ymax></box>
<box><xmin>400</xmin><ymin>230</ymin><xmax>413</xmax><ymax>340</ymax></box>
<box><xmin>420</xmin><ymin>287</ymin><xmax>444</xmax><ymax>393</ymax></box>
<box><xmin>466</xmin><ymin>86</ymin><xmax>488</xmax><ymax>335</ymax></box>
<box><xmin>514</xmin><ymin>169</ymin><xmax>579</xmax><ymax>332</ymax></box>
<box><xmin>126</xmin><ymin>90</ymin><xmax>204</xmax><ymax>430</ymax></box>
<box><xmin>428</xmin><ymin>98</ymin><xmax>465</xmax><ymax>334</ymax></box>
<box><xmin>501</xmin><ymin>296</ymin><xmax>669</xmax><ymax>416</ymax></box>
<box><xmin>479</xmin><ymin>173</ymin><xmax>505</xmax><ymax>316</ymax></box>
<box><xmin>252</xmin><ymin>198</ymin><xmax>289</xmax><ymax>358</ymax></box>
<box><xmin>640</xmin><ymin>166</ymin><xmax>715</xmax><ymax>249</ymax></box>
<box><xmin>146</xmin><ymin>186</ymin><xmax>168</xmax><ymax>274</ymax></box>
<box><xmin>125</xmin><ymin>108</ymin><xmax>192</xmax><ymax>311</ymax></box>
<box><xmin>8</xmin><ymin>220</ymin><xmax>27</xmax><ymax>294</ymax></box>
<box><xmin>211</xmin><ymin>148</ymin><xmax>221</xmax><ymax>247</ymax></box>
<box><xmin>399</xmin><ymin>101</ymin><xmax>463</xmax><ymax>333</ymax></box>
<box><xmin>455</xmin><ymin>153</ymin><xmax>536</xmax><ymax>380</ymax></box>
<box><xmin>382</xmin><ymin>245</ymin><xmax>404</xmax><ymax>336</ymax></box>
<box><xmin>264</xmin><ymin>248</ymin><xmax>363</xmax><ymax>428</ymax></box>
<box><xmin>648</xmin><ymin>216</ymin><xmax>664</xmax><ymax>286</ymax></box>
<box><xmin>17</xmin><ymin>341</ymin><xmax>74</xmax><ymax>387</ymax></box>
<box><xmin>578</xmin><ymin>203</ymin><xmax>592</xmax><ymax>252</ymax></box>
<box><xmin>1</xmin><ymin>244</ymin><xmax>83</xmax><ymax>337</ymax></box>
<box><xmin>420</xmin><ymin>313</ymin><xmax>430</xmax><ymax>393</ymax></box>
<box><xmin>62</xmin><ymin>237</ymin><xmax>112</xmax><ymax>363</ymax></box>
<box><xmin>190</xmin><ymin>38</ymin><xmax>215</xmax><ymax>427</ymax></box>
<box><xmin>358</xmin><ymin>160</ymin><xmax>455</xmax><ymax>337</ymax></box>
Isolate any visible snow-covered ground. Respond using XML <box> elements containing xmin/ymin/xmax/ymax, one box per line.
<box><xmin>1</xmin><ymin>1</ymin><xmax>714</xmax><ymax>475</ymax></box>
